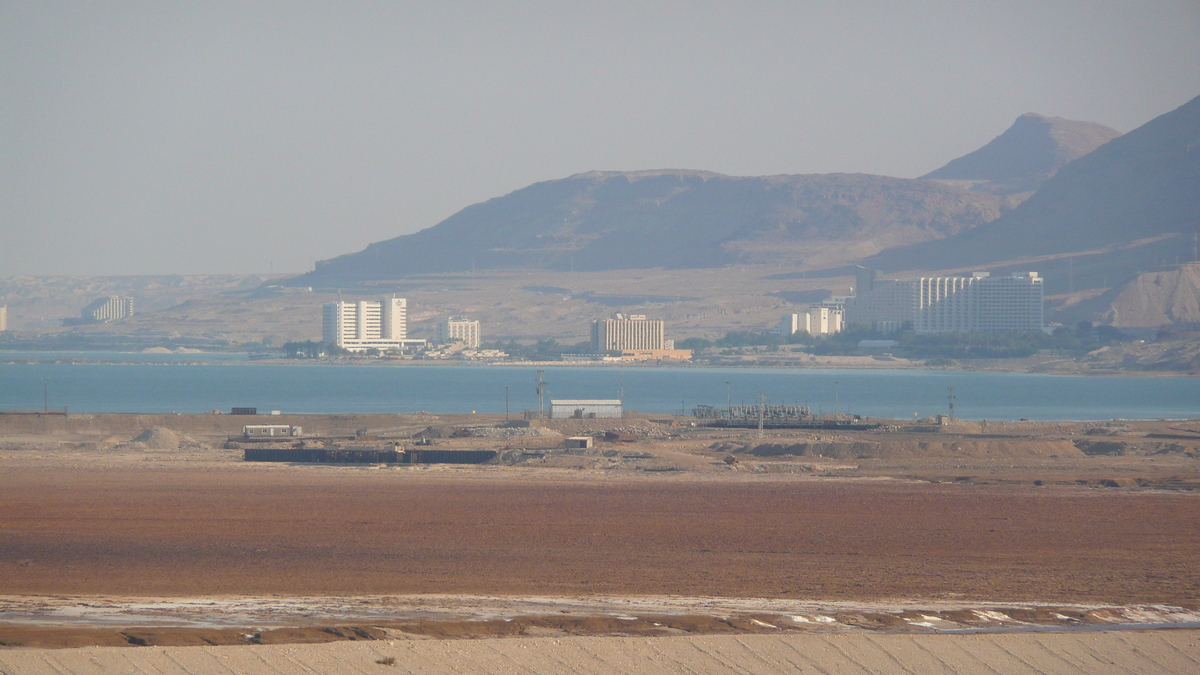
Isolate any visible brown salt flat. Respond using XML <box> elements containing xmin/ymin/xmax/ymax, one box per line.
<box><xmin>2</xmin><ymin>465</ymin><xmax>1198</xmax><ymax>604</ymax></box>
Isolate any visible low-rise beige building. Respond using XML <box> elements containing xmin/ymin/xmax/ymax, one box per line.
<box><xmin>619</xmin><ymin>349</ymin><xmax>693</xmax><ymax>361</ymax></box>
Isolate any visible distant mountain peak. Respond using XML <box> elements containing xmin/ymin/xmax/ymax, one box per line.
<box><xmin>864</xmin><ymin>93</ymin><xmax>1200</xmax><ymax>311</ymax></box>
<box><xmin>922</xmin><ymin>113</ymin><xmax>1121</xmax><ymax>195</ymax></box>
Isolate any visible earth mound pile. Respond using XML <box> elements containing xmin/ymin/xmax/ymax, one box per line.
<box><xmin>129</xmin><ymin>427</ymin><xmax>201</xmax><ymax>451</ymax></box>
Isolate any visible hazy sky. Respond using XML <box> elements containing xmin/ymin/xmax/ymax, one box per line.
<box><xmin>3</xmin><ymin>1</ymin><xmax>1198</xmax><ymax>276</ymax></box>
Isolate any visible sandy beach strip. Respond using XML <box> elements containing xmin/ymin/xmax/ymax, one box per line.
<box><xmin>1</xmin><ymin>629</ymin><xmax>1197</xmax><ymax>674</ymax></box>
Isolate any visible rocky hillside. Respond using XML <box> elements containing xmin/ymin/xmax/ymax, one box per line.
<box><xmin>0</xmin><ymin>274</ymin><xmax>284</xmax><ymax>333</ymax></box>
<box><xmin>1102</xmin><ymin>262</ymin><xmax>1200</xmax><ymax>328</ymax></box>
<box><xmin>294</xmin><ymin>171</ymin><xmax>1007</xmax><ymax>284</ymax></box>
<box><xmin>866</xmin><ymin>94</ymin><xmax>1200</xmax><ymax>292</ymax></box>
<box><xmin>923</xmin><ymin>113</ymin><xmax>1120</xmax><ymax>196</ymax></box>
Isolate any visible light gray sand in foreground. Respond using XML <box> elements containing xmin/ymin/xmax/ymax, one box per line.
<box><xmin>3</xmin><ymin>629</ymin><xmax>1198</xmax><ymax>675</ymax></box>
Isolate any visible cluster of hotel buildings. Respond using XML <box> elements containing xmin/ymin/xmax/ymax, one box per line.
<box><xmin>322</xmin><ymin>267</ymin><xmax>1043</xmax><ymax>357</ymax></box>
<box><xmin>846</xmin><ymin>267</ymin><xmax>1043</xmax><ymax>333</ymax></box>
<box><xmin>322</xmin><ymin>298</ymin><xmax>486</xmax><ymax>353</ymax></box>
<box><xmin>772</xmin><ymin>304</ymin><xmax>845</xmax><ymax>338</ymax></box>
<box><xmin>321</xmin><ymin>300</ymin><xmax>690</xmax><ymax>360</ymax></box>
<box><xmin>770</xmin><ymin>267</ymin><xmax>1044</xmax><ymax>338</ymax></box>
<box><xmin>4</xmin><ymin>265</ymin><xmax>1041</xmax><ymax>351</ymax></box>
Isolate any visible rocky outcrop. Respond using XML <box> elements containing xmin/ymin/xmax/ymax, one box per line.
<box><xmin>1102</xmin><ymin>262</ymin><xmax>1200</xmax><ymax>327</ymax></box>
<box><xmin>923</xmin><ymin>113</ymin><xmax>1120</xmax><ymax>196</ymax></box>
<box><xmin>866</xmin><ymin>95</ymin><xmax>1200</xmax><ymax>290</ymax></box>
<box><xmin>292</xmin><ymin>170</ymin><xmax>1007</xmax><ymax>282</ymax></box>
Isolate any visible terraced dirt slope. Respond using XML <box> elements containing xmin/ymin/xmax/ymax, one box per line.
<box><xmin>2</xmin><ymin>631</ymin><xmax>1199</xmax><ymax>675</ymax></box>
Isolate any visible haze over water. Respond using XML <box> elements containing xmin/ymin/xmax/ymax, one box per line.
<box><xmin>2</xmin><ymin>362</ymin><xmax>1197</xmax><ymax>421</ymax></box>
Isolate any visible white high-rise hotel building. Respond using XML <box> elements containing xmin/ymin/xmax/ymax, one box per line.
<box><xmin>846</xmin><ymin>269</ymin><xmax>1043</xmax><ymax>333</ymax></box>
<box><xmin>323</xmin><ymin>298</ymin><xmax>424</xmax><ymax>352</ymax></box>
<box><xmin>591</xmin><ymin>314</ymin><xmax>665</xmax><ymax>351</ymax></box>
<box><xmin>773</xmin><ymin>306</ymin><xmax>844</xmax><ymax>336</ymax></box>
<box><xmin>81</xmin><ymin>296</ymin><xmax>134</xmax><ymax>323</ymax></box>
<box><xmin>437</xmin><ymin>317</ymin><xmax>481</xmax><ymax>348</ymax></box>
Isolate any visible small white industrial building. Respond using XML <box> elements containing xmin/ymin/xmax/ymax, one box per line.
<box><xmin>243</xmin><ymin>425</ymin><xmax>303</xmax><ymax>437</ymax></box>
<box><xmin>550</xmin><ymin>399</ymin><xmax>623</xmax><ymax>419</ymax></box>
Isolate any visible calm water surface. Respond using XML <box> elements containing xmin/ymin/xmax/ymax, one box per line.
<box><xmin>0</xmin><ymin>358</ymin><xmax>1197</xmax><ymax>420</ymax></box>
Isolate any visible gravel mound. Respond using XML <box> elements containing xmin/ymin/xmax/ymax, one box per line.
<box><xmin>129</xmin><ymin>427</ymin><xmax>199</xmax><ymax>451</ymax></box>
<box><xmin>465</xmin><ymin>426</ymin><xmax>562</xmax><ymax>439</ymax></box>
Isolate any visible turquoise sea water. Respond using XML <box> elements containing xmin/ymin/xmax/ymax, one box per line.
<box><xmin>0</xmin><ymin>359</ymin><xmax>1197</xmax><ymax>420</ymax></box>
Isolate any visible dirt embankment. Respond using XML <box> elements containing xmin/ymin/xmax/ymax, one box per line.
<box><xmin>3</xmin><ymin>603</ymin><xmax>1199</xmax><ymax>649</ymax></box>
<box><xmin>722</xmin><ymin>439</ymin><xmax>1084</xmax><ymax>459</ymax></box>
<box><xmin>2</xmin><ymin>629</ymin><xmax>1199</xmax><ymax>674</ymax></box>
<box><xmin>1073</xmin><ymin>438</ymin><xmax>1198</xmax><ymax>456</ymax></box>
<box><xmin>0</xmin><ymin>412</ymin><xmax>493</xmax><ymax>441</ymax></box>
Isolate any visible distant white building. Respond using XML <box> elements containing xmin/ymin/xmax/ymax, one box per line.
<box><xmin>550</xmin><ymin>399</ymin><xmax>623</xmax><ymax>419</ymax></box>
<box><xmin>0</xmin><ymin>305</ymin><xmax>6</xmax><ymax>332</ymax></box>
<box><xmin>322</xmin><ymin>297</ymin><xmax>425</xmax><ymax>352</ymax></box>
<box><xmin>436</xmin><ymin>316</ymin><xmax>481</xmax><ymax>348</ymax></box>
<box><xmin>845</xmin><ymin>270</ymin><xmax>1043</xmax><ymax>333</ymax></box>
<box><xmin>81</xmin><ymin>296</ymin><xmax>133</xmax><ymax>323</ymax></box>
<box><xmin>591</xmin><ymin>313</ymin><xmax>665</xmax><ymax>351</ymax></box>
<box><xmin>243</xmin><ymin>425</ymin><xmax>303</xmax><ymax>437</ymax></box>
<box><xmin>773</xmin><ymin>306</ymin><xmax>844</xmax><ymax>336</ymax></box>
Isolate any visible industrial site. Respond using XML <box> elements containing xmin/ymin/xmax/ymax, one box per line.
<box><xmin>2</xmin><ymin>408</ymin><xmax>1198</xmax><ymax>659</ymax></box>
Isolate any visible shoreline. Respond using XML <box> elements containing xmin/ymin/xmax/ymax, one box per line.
<box><xmin>1</xmin><ymin>594</ymin><xmax>1198</xmax><ymax>650</ymax></box>
<box><xmin>0</xmin><ymin>352</ymin><xmax>1194</xmax><ymax>378</ymax></box>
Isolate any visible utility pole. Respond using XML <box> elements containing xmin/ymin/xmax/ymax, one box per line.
<box><xmin>504</xmin><ymin>386</ymin><xmax>509</xmax><ymax>422</ymax></box>
<box><xmin>758</xmin><ymin>393</ymin><xmax>765</xmax><ymax>437</ymax></box>
<box><xmin>536</xmin><ymin>370</ymin><xmax>546</xmax><ymax>419</ymax></box>
<box><xmin>42</xmin><ymin>378</ymin><xmax>48</xmax><ymax>413</ymax></box>
<box><xmin>948</xmin><ymin>387</ymin><xmax>956</xmax><ymax>421</ymax></box>
<box><xmin>618</xmin><ymin>378</ymin><xmax>624</xmax><ymax>402</ymax></box>
<box><xmin>833</xmin><ymin>380</ymin><xmax>839</xmax><ymax>420</ymax></box>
